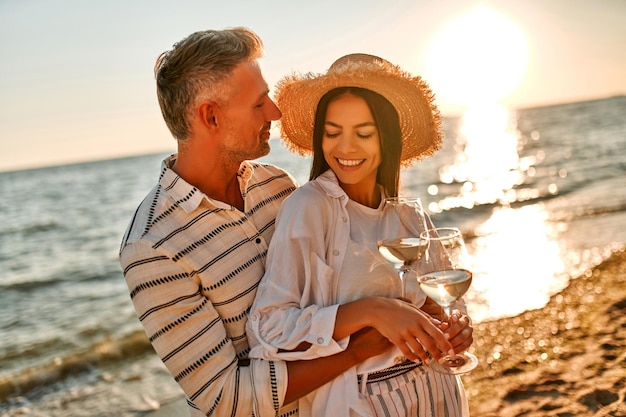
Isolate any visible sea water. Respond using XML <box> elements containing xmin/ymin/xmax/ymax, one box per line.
<box><xmin>1</xmin><ymin>96</ymin><xmax>624</xmax><ymax>415</ymax></box>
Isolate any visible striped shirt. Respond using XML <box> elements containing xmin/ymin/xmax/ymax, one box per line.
<box><xmin>119</xmin><ymin>154</ymin><xmax>298</xmax><ymax>417</ymax></box>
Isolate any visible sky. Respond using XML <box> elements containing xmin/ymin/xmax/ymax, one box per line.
<box><xmin>0</xmin><ymin>0</ymin><xmax>624</xmax><ymax>172</ymax></box>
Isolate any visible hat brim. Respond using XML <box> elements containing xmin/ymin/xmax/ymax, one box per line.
<box><xmin>276</xmin><ymin>60</ymin><xmax>443</xmax><ymax>167</ymax></box>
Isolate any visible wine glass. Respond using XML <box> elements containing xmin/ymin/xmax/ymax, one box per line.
<box><xmin>377</xmin><ymin>197</ymin><xmax>429</xmax><ymax>298</ymax></box>
<box><xmin>417</xmin><ymin>227</ymin><xmax>478</xmax><ymax>374</ymax></box>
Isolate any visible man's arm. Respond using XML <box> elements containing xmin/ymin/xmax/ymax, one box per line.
<box><xmin>283</xmin><ymin>327</ymin><xmax>392</xmax><ymax>404</ymax></box>
<box><xmin>122</xmin><ymin>240</ymin><xmax>266</xmax><ymax>416</ymax></box>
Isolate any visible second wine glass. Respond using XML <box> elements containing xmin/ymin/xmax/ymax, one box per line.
<box><xmin>417</xmin><ymin>227</ymin><xmax>478</xmax><ymax>374</ymax></box>
<box><xmin>377</xmin><ymin>197</ymin><xmax>429</xmax><ymax>298</ymax></box>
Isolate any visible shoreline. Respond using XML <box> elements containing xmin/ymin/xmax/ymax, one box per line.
<box><xmin>145</xmin><ymin>247</ymin><xmax>626</xmax><ymax>417</ymax></box>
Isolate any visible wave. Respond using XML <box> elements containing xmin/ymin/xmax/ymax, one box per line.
<box><xmin>1</xmin><ymin>276</ymin><xmax>69</xmax><ymax>292</ymax></box>
<box><xmin>433</xmin><ymin>172</ymin><xmax>626</xmax><ymax>216</ymax></box>
<box><xmin>548</xmin><ymin>202</ymin><xmax>626</xmax><ymax>222</ymax></box>
<box><xmin>0</xmin><ymin>267</ymin><xmax>121</xmax><ymax>291</ymax></box>
<box><xmin>0</xmin><ymin>330</ymin><xmax>153</xmax><ymax>402</ymax></box>
<box><xmin>3</xmin><ymin>249</ymin><xmax>625</xmax><ymax>405</ymax></box>
<box><xmin>0</xmin><ymin>219</ymin><xmax>63</xmax><ymax>239</ymax></box>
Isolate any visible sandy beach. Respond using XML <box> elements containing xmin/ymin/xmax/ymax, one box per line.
<box><xmin>464</xmin><ymin>246</ymin><xmax>626</xmax><ymax>416</ymax></box>
<box><xmin>145</xmin><ymin>247</ymin><xmax>626</xmax><ymax>417</ymax></box>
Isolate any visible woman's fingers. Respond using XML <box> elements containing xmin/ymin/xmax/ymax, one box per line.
<box><xmin>366</xmin><ymin>297</ymin><xmax>456</xmax><ymax>362</ymax></box>
<box><xmin>400</xmin><ymin>316</ymin><xmax>455</xmax><ymax>362</ymax></box>
<box><xmin>387</xmin><ymin>332</ymin><xmax>431</xmax><ymax>363</ymax></box>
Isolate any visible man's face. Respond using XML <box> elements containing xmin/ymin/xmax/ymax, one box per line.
<box><xmin>218</xmin><ymin>61</ymin><xmax>282</xmax><ymax>162</ymax></box>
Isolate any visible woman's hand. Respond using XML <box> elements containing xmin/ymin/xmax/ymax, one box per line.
<box><xmin>336</xmin><ymin>297</ymin><xmax>455</xmax><ymax>364</ymax></box>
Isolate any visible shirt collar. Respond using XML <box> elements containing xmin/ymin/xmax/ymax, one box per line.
<box><xmin>315</xmin><ymin>169</ymin><xmax>386</xmax><ymax>208</ymax></box>
<box><xmin>158</xmin><ymin>154</ymin><xmax>255</xmax><ymax>212</ymax></box>
<box><xmin>315</xmin><ymin>170</ymin><xmax>349</xmax><ymax>206</ymax></box>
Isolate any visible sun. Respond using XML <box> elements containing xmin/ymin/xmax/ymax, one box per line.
<box><xmin>425</xmin><ymin>6</ymin><xmax>528</xmax><ymax>108</ymax></box>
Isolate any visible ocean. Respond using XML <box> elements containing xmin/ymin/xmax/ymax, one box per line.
<box><xmin>1</xmin><ymin>96</ymin><xmax>625</xmax><ymax>416</ymax></box>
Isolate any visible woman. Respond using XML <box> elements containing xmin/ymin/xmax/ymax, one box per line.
<box><xmin>246</xmin><ymin>54</ymin><xmax>472</xmax><ymax>416</ymax></box>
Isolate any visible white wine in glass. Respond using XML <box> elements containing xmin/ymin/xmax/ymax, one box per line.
<box><xmin>377</xmin><ymin>197</ymin><xmax>429</xmax><ymax>298</ymax></box>
<box><xmin>418</xmin><ymin>227</ymin><xmax>478</xmax><ymax>374</ymax></box>
<box><xmin>378</xmin><ymin>237</ymin><xmax>428</xmax><ymax>271</ymax></box>
<box><xmin>419</xmin><ymin>269</ymin><xmax>472</xmax><ymax>307</ymax></box>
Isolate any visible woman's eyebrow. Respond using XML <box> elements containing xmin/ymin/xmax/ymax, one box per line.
<box><xmin>324</xmin><ymin>121</ymin><xmax>376</xmax><ymax>128</ymax></box>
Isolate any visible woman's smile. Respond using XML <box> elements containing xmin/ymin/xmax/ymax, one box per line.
<box><xmin>336</xmin><ymin>158</ymin><xmax>366</xmax><ymax>167</ymax></box>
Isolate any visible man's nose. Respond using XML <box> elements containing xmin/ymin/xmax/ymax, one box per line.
<box><xmin>267</xmin><ymin>99</ymin><xmax>282</xmax><ymax>121</ymax></box>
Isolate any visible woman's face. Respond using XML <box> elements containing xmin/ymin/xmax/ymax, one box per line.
<box><xmin>322</xmin><ymin>93</ymin><xmax>382</xmax><ymax>194</ymax></box>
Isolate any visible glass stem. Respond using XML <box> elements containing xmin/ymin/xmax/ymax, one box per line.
<box><xmin>441</xmin><ymin>305</ymin><xmax>457</xmax><ymax>355</ymax></box>
<box><xmin>399</xmin><ymin>267</ymin><xmax>410</xmax><ymax>298</ymax></box>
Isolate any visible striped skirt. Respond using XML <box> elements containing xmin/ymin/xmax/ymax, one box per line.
<box><xmin>357</xmin><ymin>364</ymin><xmax>468</xmax><ymax>417</ymax></box>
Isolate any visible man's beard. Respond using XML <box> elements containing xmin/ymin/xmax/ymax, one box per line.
<box><xmin>221</xmin><ymin>131</ymin><xmax>271</xmax><ymax>162</ymax></box>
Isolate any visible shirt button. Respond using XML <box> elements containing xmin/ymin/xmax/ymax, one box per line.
<box><xmin>317</xmin><ymin>337</ymin><xmax>324</xmax><ymax>344</ymax></box>
<box><xmin>255</xmin><ymin>237</ymin><xmax>262</xmax><ymax>244</ymax></box>
<box><xmin>251</xmin><ymin>314</ymin><xmax>258</xmax><ymax>321</ymax></box>
<box><xmin>332</xmin><ymin>249</ymin><xmax>339</xmax><ymax>256</ymax></box>
<box><xmin>342</xmin><ymin>217</ymin><xmax>347</xmax><ymax>222</ymax></box>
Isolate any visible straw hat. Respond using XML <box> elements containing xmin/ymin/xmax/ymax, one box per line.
<box><xmin>275</xmin><ymin>53</ymin><xmax>443</xmax><ymax>166</ymax></box>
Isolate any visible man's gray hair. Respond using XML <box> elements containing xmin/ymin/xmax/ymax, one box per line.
<box><xmin>154</xmin><ymin>27</ymin><xmax>264</xmax><ymax>141</ymax></box>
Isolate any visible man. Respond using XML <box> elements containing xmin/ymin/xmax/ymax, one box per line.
<box><xmin>119</xmin><ymin>27</ymin><xmax>394</xmax><ymax>417</ymax></box>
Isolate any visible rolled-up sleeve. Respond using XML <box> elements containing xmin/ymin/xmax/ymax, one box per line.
<box><xmin>248</xmin><ymin>188</ymin><xmax>349</xmax><ymax>361</ymax></box>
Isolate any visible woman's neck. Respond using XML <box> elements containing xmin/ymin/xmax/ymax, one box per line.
<box><xmin>341</xmin><ymin>180</ymin><xmax>381</xmax><ymax>209</ymax></box>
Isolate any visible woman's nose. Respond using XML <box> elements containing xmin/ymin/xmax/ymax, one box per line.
<box><xmin>337</xmin><ymin>133</ymin><xmax>358</xmax><ymax>152</ymax></box>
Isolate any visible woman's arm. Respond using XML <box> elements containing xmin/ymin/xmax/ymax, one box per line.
<box><xmin>249</xmin><ymin>188</ymin><xmax>348</xmax><ymax>359</ymax></box>
<box><xmin>334</xmin><ymin>296</ymin><xmax>456</xmax><ymax>363</ymax></box>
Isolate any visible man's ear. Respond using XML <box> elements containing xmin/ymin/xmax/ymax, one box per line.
<box><xmin>198</xmin><ymin>101</ymin><xmax>219</xmax><ymax>128</ymax></box>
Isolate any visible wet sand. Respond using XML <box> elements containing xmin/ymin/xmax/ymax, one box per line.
<box><xmin>147</xmin><ymin>248</ymin><xmax>626</xmax><ymax>417</ymax></box>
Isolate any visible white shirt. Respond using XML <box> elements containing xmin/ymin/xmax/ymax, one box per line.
<box><xmin>247</xmin><ymin>170</ymin><xmax>430</xmax><ymax>416</ymax></box>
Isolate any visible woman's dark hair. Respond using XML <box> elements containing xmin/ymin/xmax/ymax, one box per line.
<box><xmin>309</xmin><ymin>87</ymin><xmax>402</xmax><ymax>196</ymax></box>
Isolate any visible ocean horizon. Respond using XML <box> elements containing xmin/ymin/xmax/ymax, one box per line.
<box><xmin>2</xmin><ymin>94</ymin><xmax>621</xmax><ymax>175</ymax></box>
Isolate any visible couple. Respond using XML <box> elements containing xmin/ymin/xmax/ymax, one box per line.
<box><xmin>119</xmin><ymin>27</ymin><xmax>473</xmax><ymax>417</ymax></box>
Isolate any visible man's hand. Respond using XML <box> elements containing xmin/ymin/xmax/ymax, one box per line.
<box><xmin>440</xmin><ymin>311</ymin><xmax>473</xmax><ymax>353</ymax></box>
<box><xmin>420</xmin><ymin>297</ymin><xmax>444</xmax><ymax>321</ymax></box>
<box><xmin>345</xmin><ymin>327</ymin><xmax>394</xmax><ymax>363</ymax></box>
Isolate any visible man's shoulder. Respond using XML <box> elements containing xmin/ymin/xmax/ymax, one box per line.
<box><xmin>119</xmin><ymin>185</ymin><xmax>166</xmax><ymax>247</ymax></box>
<box><xmin>248</xmin><ymin>161</ymin><xmax>294</xmax><ymax>180</ymax></box>
<box><xmin>245</xmin><ymin>161</ymin><xmax>299</xmax><ymax>196</ymax></box>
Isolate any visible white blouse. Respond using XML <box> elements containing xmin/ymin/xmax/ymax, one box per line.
<box><xmin>246</xmin><ymin>170</ymin><xmax>431</xmax><ymax>416</ymax></box>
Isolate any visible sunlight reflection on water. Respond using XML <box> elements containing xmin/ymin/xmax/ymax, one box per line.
<box><xmin>465</xmin><ymin>205</ymin><xmax>568</xmax><ymax>323</ymax></box>
<box><xmin>434</xmin><ymin>104</ymin><xmax>570</xmax><ymax>323</ymax></box>
<box><xmin>428</xmin><ymin>104</ymin><xmax>525</xmax><ymax>213</ymax></box>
